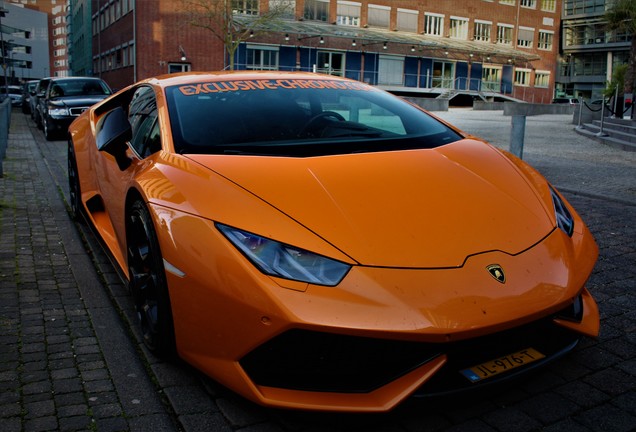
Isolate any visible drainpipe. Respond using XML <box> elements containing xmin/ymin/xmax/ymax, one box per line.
<box><xmin>133</xmin><ymin>1</ymin><xmax>137</xmax><ymax>82</ymax></box>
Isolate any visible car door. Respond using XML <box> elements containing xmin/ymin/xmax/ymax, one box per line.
<box><xmin>94</xmin><ymin>85</ymin><xmax>163</xmax><ymax>259</ymax></box>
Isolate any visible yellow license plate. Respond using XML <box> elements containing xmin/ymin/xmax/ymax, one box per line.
<box><xmin>460</xmin><ymin>348</ymin><xmax>545</xmax><ymax>382</ymax></box>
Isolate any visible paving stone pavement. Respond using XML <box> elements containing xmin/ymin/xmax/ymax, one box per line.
<box><xmin>1</xmin><ymin>108</ymin><xmax>634</xmax><ymax>432</ymax></box>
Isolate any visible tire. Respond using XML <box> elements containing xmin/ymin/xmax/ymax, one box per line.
<box><xmin>127</xmin><ymin>200</ymin><xmax>176</xmax><ymax>358</ymax></box>
<box><xmin>67</xmin><ymin>141</ymin><xmax>83</xmax><ymax>222</ymax></box>
<box><xmin>44</xmin><ymin>117</ymin><xmax>55</xmax><ymax>141</ymax></box>
<box><xmin>35</xmin><ymin>110</ymin><xmax>42</xmax><ymax>129</ymax></box>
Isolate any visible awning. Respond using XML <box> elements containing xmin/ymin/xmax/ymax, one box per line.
<box><xmin>238</xmin><ymin>16</ymin><xmax>541</xmax><ymax>65</ymax></box>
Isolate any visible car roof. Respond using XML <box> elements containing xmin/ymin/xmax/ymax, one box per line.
<box><xmin>50</xmin><ymin>76</ymin><xmax>104</xmax><ymax>82</ymax></box>
<box><xmin>141</xmin><ymin>71</ymin><xmax>361</xmax><ymax>90</ymax></box>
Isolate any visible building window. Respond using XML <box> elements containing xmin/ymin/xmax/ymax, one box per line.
<box><xmin>535</xmin><ymin>71</ymin><xmax>550</xmax><ymax>88</ymax></box>
<box><xmin>499</xmin><ymin>0</ymin><xmax>515</xmax><ymax>5</ymax></box>
<box><xmin>397</xmin><ymin>9</ymin><xmax>418</xmax><ymax>32</ymax></box>
<box><xmin>496</xmin><ymin>24</ymin><xmax>513</xmax><ymax>45</ymax></box>
<box><xmin>269</xmin><ymin>1</ymin><xmax>295</xmax><ymax>18</ymax></box>
<box><xmin>168</xmin><ymin>63</ymin><xmax>192</xmax><ymax>73</ymax></box>
<box><xmin>304</xmin><ymin>0</ymin><xmax>329</xmax><ymax>21</ymax></box>
<box><xmin>449</xmin><ymin>16</ymin><xmax>469</xmax><ymax>39</ymax></box>
<box><xmin>128</xmin><ymin>42</ymin><xmax>135</xmax><ymax>66</ymax></box>
<box><xmin>482</xmin><ymin>66</ymin><xmax>501</xmax><ymax>92</ymax></box>
<box><xmin>247</xmin><ymin>46</ymin><xmax>279</xmax><ymax>70</ymax></box>
<box><xmin>316</xmin><ymin>51</ymin><xmax>345</xmax><ymax>76</ymax></box>
<box><xmin>368</xmin><ymin>4</ymin><xmax>390</xmax><ymax>28</ymax></box>
<box><xmin>538</xmin><ymin>30</ymin><xmax>554</xmax><ymax>50</ymax></box>
<box><xmin>378</xmin><ymin>55</ymin><xmax>404</xmax><ymax>86</ymax></box>
<box><xmin>541</xmin><ymin>0</ymin><xmax>556</xmax><ymax>12</ymax></box>
<box><xmin>336</xmin><ymin>1</ymin><xmax>361</xmax><ymax>27</ymax></box>
<box><xmin>424</xmin><ymin>13</ymin><xmax>444</xmax><ymax>37</ymax></box>
<box><xmin>474</xmin><ymin>20</ymin><xmax>492</xmax><ymax>42</ymax></box>
<box><xmin>564</xmin><ymin>0</ymin><xmax>606</xmax><ymax>16</ymax></box>
<box><xmin>572</xmin><ymin>52</ymin><xmax>606</xmax><ymax>76</ymax></box>
<box><xmin>520</xmin><ymin>0</ymin><xmax>536</xmax><ymax>8</ymax></box>
<box><xmin>514</xmin><ymin>68</ymin><xmax>531</xmax><ymax>86</ymax></box>
<box><xmin>517</xmin><ymin>27</ymin><xmax>534</xmax><ymax>48</ymax></box>
<box><xmin>232</xmin><ymin>0</ymin><xmax>259</xmax><ymax>15</ymax></box>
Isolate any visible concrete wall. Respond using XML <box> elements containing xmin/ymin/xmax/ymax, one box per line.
<box><xmin>474</xmin><ymin>101</ymin><xmax>577</xmax><ymax>115</ymax></box>
<box><xmin>503</xmin><ymin>102</ymin><xmax>576</xmax><ymax>116</ymax></box>
<box><xmin>473</xmin><ymin>101</ymin><xmax>506</xmax><ymax>111</ymax></box>
<box><xmin>402</xmin><ymin>97</ymin><xmax>449</xmax><ymax>112</ymax></box>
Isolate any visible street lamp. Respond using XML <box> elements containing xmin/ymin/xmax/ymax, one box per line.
<box><xmin>0</xmin><ymin>7</ymin><xmax>8</xmax><ymax>99</ymax></box>
<box><xmin>7</xmin><ymin>39</ymin><xmax>13</xmax><ymax>83</ymax></box>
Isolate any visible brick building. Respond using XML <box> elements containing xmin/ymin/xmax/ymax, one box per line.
<box><xmin>90</xmin><ymin>0</ymin><xmax>561</xmax><ymax>102</ymax></box>
<box><xmin>90</xmin><ymin>0</ymin><xmax>224</xmax><ymax>91</ymax></box>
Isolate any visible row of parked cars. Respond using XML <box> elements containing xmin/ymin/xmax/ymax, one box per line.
<box><xmin>17</xmin><ymin>76</ymin><xmax>112</xmax><ymax>140</ymax></box>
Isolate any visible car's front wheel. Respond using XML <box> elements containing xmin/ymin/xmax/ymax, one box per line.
<box><xmin>127</xmin><ymin>200</ymin><xmax>176</xmax><ymax>358</ymax></box>
<box><xmin>67</xmin><ymin>141</ymin><xmax>83</xmax><ymax>222</ymax></box>
<box><xmin>43</xmin><ymin>118</ymin><xmax>55</xmax><ymax>141</ymax></box>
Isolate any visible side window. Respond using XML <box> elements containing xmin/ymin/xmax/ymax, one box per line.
<box><xmin>128</xmin><ymin>86</ymin><xmax>161</xmax><ymax>158</ymax></box>
<box><xmin>37</xmin><ymin>79</ymin><xmax>50</xmax><ymax>97</ymax></box>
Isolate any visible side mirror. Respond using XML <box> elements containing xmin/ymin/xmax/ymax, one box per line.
<box><xmin>97</xmin><ymin>106</ymin><xmax>132</xmax><ymax>170</ymax></box>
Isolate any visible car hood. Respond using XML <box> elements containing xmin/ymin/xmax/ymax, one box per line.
<box><xmin>50</xmin><ymin>95</ymin><xmax>108</xmax><ymax>107</ymax></box>
<box><xmin>185</xmin><ymin>139</ymin><xmax>555</xmax><ymax>268</ymax></box>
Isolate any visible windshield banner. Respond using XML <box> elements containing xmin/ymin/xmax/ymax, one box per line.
<box><xmin>178</xmin><ymin>79</ymin><xmax>373</xmax><ymax>96</ymax></box>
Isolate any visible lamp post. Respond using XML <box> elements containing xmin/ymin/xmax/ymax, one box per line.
<box><xmin>7</xmin><ymin>39</ymin><xmax>13</xmax><ymax>84</ymax></box>
<box><xmin>0</xmin><ymin>7</ymin><xmax>8</xmax><ymax>99</ymax></box>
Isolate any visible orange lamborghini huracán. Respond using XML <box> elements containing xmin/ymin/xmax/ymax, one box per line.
<box><xmin>68</xmin><ymin>72</ymin><xmax>599</xmax><ymax>412</ymax></box>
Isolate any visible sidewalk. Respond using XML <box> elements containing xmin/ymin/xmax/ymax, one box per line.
<box><xmin>1</xmin><ymin>108</ymin><xmax>635</xmax><ymax>432</ymax></box>
<box><xmin>0</xmin><ymin>112</ymin><xmax>179</xmax><ymax>431</ymax></box>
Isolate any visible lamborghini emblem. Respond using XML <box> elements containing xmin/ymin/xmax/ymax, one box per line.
<box><xmin>487</xmin><ymin>264</ymin><xmax>506</xmax><ymax>284</ymax></box>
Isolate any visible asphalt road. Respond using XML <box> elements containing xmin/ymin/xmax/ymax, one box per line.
<box><xmin>2</xmin><ymin>108</ymin><xmax>634</xmax><ymax>432</ymax></box>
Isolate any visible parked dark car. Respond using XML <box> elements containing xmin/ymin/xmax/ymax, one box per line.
<box><xmin>35</xmin><ymin>77</ymin><xmax>112</xmax><ymax>140</ymax></box>
<box><xmin>0</xmin><ymin>85</ymin><xmax>23</xmax><ymax>107</ymax></box>
<box><xmin>21</xmin><ymin>80</ymin><xmax>39</xmax><ymax>114</ymax></box>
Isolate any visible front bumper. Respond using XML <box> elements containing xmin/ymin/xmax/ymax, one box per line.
<box><xmin>153</xmin><ymin>206</ymin><xmax>599</xmax><ymax>412</ymax></box>
<box><xmin>46</xmin><ymin>116</ymin><xmax>74</xmax><ymax>133</ymax></box>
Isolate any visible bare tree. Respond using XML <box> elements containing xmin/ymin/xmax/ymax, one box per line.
<box><xmin>181</xmin><ymin>0</ymin><xmax>294</xmax><ymax>70</ymax></box>
<box><xmin>605</xmin><ymin>0</ymin><xmax>636</xmax><ymax>94</ymax></box>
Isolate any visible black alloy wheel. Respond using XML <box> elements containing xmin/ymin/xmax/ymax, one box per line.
<box><xmin>127</xmin><ymin>200</ymin><xmax>176</xmax><ymax>358</ymax></box>
<box><xmin>67</xmin><ymin>141</ymin><xmax>83</xmax><ymax>222</ymax></box>
<box><xmin>44</xmin><ymin>117</ymin><xmax>54</xmax><ymax>141</ymax></box>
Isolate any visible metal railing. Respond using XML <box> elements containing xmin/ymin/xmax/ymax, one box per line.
<box><xmin>0</xmin><ymin>97</ymin><xmax>11</xmax><ymax>178</ymax></box>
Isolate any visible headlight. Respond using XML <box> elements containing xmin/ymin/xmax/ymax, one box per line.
<box><xmin>217</xmin><ymin>223</ymin><xmax>351</xmax><ymax>286</ymax></box>
<box><xmin>48</xmin><ymin>107</ymin><xmax>70</xmax><ymax>116</ymax></box>
<box><xmin>550</xmin><ymin>186</ymin><xmax>574</xmax><ymax>236</ymax></box>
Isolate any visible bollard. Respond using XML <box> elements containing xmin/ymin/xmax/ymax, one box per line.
<box><xmin>597</xmin><ymin>98</ymin><xmax>607</xmax><ymax>137</ymax></box>
<box><xmin>510</xmin><ymin>115</ymin><xmax>526</xmax><ymax>159</ymax></box>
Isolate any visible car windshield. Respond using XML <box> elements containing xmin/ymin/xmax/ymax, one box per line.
<box><xmin>51</xmin><ymin>79</ymin><xmax>111</xmax><ymax>98</ymax></box>
<box><xmin>165</xmin><ymin>78</ymin><xmax>462</xmax><ymax>157</ymax></box>
<box><xmin>1</xmin><ymin>87</ymin><xmax>21</xmax><ymax>95</ymax></box>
